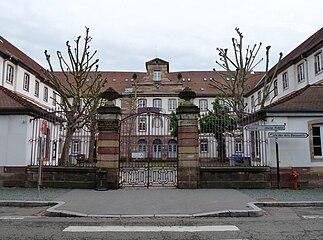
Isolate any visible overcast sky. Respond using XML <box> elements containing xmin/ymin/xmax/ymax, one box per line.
<box><xmin>1</xmin><ymin>0</ymin><xmax>322</xmax><ymax>72</ymax></box>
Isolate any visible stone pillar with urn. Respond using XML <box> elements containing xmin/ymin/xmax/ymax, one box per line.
<box><xmin>177</xmin><ymin>87</ymin><xmax>200</xmax><ymax>189</ymax></box>
<box><xmin>97</xmin><ymin>87</ymin><xmax>121</xmax><ymax>189</ymax></box>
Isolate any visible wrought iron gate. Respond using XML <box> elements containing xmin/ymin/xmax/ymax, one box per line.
<box><xmin>119</xmin><ymin>111</ymin><xmax>178</xmax><ymax>188</ymax></box>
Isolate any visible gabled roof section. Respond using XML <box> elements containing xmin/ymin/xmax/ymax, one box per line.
<box><xmin>248</xmin><ymin>27</ymin><xmax>323</xmax><ymax>95</ymax></box>
<box><xmin>0</xmin><ymin>86</ymin><xmax>48</xmax><ymax>115</ymax></box>
<box><xmin>262</xmin><ymin>83</ymin><xmax>323</xmax><ymax>113</ymax></box>
<box><xmin>145</xmin><ymin>58</ymin><xmax>169</xmax><ymax>72</ymax></box>
<box><xmin>0</xmin><ymin>36</ymin><xmax>47</xmax><ymax>81</ymax></box>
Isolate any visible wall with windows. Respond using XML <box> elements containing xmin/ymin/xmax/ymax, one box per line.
<box><xmin>265</xmin><ymin>116</ymin><xmax>323</xmax><ymax>168</ymax></box>
<box><xmin>0</xmin><ymin>56</ymin><xmax>61</xmax><ymax>110</ymax></box>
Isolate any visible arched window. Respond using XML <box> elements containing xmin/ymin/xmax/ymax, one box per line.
<box><xmin>138</xmin><ymin>139</ymin><xmax>147</xmax><ymax>157</ymax></box>
<box><xmin>168</xmin><ymin>139</ymin><xmax>177</xmax><ymax>158</ymax></box>
<box><xmin>152</xmin><ymin>139</ymin><xmax>162</xmax><ymax>159</ymax></box>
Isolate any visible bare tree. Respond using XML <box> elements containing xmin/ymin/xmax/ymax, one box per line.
<box><xmin>43</xmin><ymin>27</ymin><xmax>106</xmax><ymax>165</ymax></box>
<box><xmin>210</xmin><ymin>27</ymin><xmax>282</xmax><ymax>114</ymax></box>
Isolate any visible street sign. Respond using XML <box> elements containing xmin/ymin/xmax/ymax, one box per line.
<box><xmin>268</xmin><ymin>132</ymin><xmax>309</xmax><ymax>138</ymax></box>
<box><xmin>245</xmin><ymin>124</ymin><xmax>285</xmax><ymax>131</ymax></box>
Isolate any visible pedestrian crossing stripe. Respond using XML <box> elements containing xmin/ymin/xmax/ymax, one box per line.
<box><xmin>63</xmin><ymin>225</ymin><xmax>240</xmax><ymax>232</ymax></box>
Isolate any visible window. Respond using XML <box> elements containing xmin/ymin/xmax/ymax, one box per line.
<box><xmin>251</xmin><ymin>96</ymin><xmax>255</xmax><ymax>111</ymax></box>
<box><xmin>153</xmin><ymin>117</ymin><xmax>163</xmax><ymax>128</ymax></box>
<box><xmin>312</xmin><ymin>126</ymin><xmax>322</xmax><ymax>157</ymax></box>
<box><xmin>153</xmin><ymin>70</ymin><xmax>161</xmax><ymax>81</ymax></box>
<box><xmin>138</xmin><ymin>139</ymin><xmax>147</xmax><ymax>157</ymax></box>
<box><xmin>152</xmin><ymin>139</ymin><xmax>162</xmax><ymax>159</ymax></box>
<box><xmin>168</xmin><ymin>139</ymin><xmax>177</xmax><ymax>158</ymax></box>
<box><xmin>273</xmin><ymin>79</ymin><xmax>278</xmax><ymax>96</ymax></box>
<box><xmin>297</xmin><ymin>63</ymin><xmax>305</xmax><ymax>82</ymax></box>
<box><xmin>52</xmin><ymin>92</ymin><xmax>57</xmax><ymax>106</ymax></box>
<box><xmin>43</xmin><ymin>87</ymin><xmax>48</xmax><ymax>102</ymax></box>
<box><xmin>168</xmin><ymin>99</ymin><xmax>177</xmax><ymax>111</ymax></box>
<box><xmin>35</xmin><ymin>80</ymin><xmax>40</xmax><ymax>97</ymax></box>
<box><xmin>138</xmin><ymin>99</ymin><xmax>147</xmax><ymax>108</ymax></box>
<box><xmin>282</xmin><ymin>72</ymin><xmax>289</xmax><ymax>90</ymax></box>
<box><xmin>199</xmin><ymin>99</ymin><xmax>208</xmax><ymax>111</ymax></box>
<box><xmin>138</xmin><ymin>118</ymin><xmax>146</xmax><ymax>131</ymax></box>
<box><xmin>23</xmin><ymin>73</ymin><xmax>30</xmax><ymax>91</ymax></box>
<box><xmin>200</xmin><ymin>139</ymin><xmax>208</xmax><ymax>153</ymax></box>
<box><xmin>6</xmin><ymin>64</ymin><xmax>14</xmax><ymax>84</ymax></box>
<box><xmin>235</xmin><ymin>139</ymin><xmax>243</xmax><ymax>153</ymax></box>
<box><xmin>153</xmin><ymin>98</ymin><xmax>162</xmax><ymax>108</ymax></box>
<box><xmin>315</xmin><ymin>52</ymin><xmax>322</xmax><ymax>73</ymax></box>
<box><xmin>257</xmin><ymin>91</ymin><xmax>262</xmax><ymax>105</ymax></box>
<box><xmin>72</xmin><ymin>140</ymin><xmax>80</xmax><ymax>154</ymax></box>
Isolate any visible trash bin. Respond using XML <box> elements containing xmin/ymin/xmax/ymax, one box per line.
<box><xmin>96</xmin><ymin>169</ymin><xmax>108</xmax><ymax>191</ymax></box>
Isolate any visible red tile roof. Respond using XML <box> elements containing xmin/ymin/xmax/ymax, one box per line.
<box><xmin>0</xmin><ymin>86</ymin><xmax>48</xmax><ymax>115</ymax></box>
<box><xmin>262</xmin><ymin>84</ymin><xmax>323</xmax><ymax>113</ymax></box>
<box><xmin>0</xmin><ymin>36</ymin><xmax>47</xmax><ymax>81</ymax></box>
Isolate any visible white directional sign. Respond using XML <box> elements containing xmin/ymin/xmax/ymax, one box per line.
<box><xmin>268</xmin><ymin>132</ymin><xmax>309</xmax><ymax>138</ymax></box>
<box><xmin>245</xmin><ymin>125</ymin><xmax>285</xmax><ymax>131</ymax></box>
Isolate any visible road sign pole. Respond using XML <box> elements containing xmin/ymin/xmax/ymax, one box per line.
<box><xmin>275</xmin><ymin>139</ymin><xmax>280</xmax><ymax>189</ymax></box>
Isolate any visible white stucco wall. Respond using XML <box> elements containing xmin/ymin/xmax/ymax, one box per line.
<box><xmin>0</xmin><ymin>115</ymin><xmax>30</xmax><ymax>166</ymax></box>
<box><xmin>266</xmin><ymin>116</ymin><xmax>323</xmax><ymax>168</ymax></box>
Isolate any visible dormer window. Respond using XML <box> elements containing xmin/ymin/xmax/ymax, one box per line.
<box><xmin>153</xmin><ymin>70</ymin><xmax>161</xmax><ymax>81</ymax></box>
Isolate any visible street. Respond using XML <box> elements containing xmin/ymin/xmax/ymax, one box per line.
<box><xmin>0</xmin><ymin>206</ymin><xmax>323</xmax><ymax>239</ymax></box>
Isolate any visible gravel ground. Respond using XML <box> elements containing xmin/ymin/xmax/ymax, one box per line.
<box><xmin>239</xmin><ymin>189</ymin><xmax>323</xmax><ymax>201</ymax></box>
<box><xmin>0</xmin><ymin>187</ymin><xmax>71</xmax><ymax>201</ymax></box>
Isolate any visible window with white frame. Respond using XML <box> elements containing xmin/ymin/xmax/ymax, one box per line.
<box><xmin>43</xmin><ymin>86</ymin><xmax>48</xmax><ymax>102</ymax></box>
<box><xmin>199</xmin><ymin>99</ymin><xmax>208</xmax><ymax>111</ymax></box>
<box><xmin>297</xmin><ymin>63</ymin><xmax>305</xmax><ymax>82</ymax></box>
<box><xmin>153</xmin><ymin>70</ymin><xmax>161</xmax><ymax>81</ymax></box>
<box><xmin>23</xmin><ymin>73</ymin><xmax>30</xmax><ymax>91</ymax></box>
<box><xmin>72</xmin><ymin>140</ymin><xmax>80</xmax><ymax>154</ymax></box>
<box><xmin>35</xmin><ymin>80</ymin><xmax>40</xmax><ymax>97</ymax></box>
<box><xmin>152</xmin><ymin>117</ymin><xmax>163</xmax><ymax>128</ymax></box>
<box><xmin>138</xmin><ymin>117</ymin><xmax>146</xmax><ymax>131</ymax></box>
<box><xmin>251</xmin><ymin>95</ymin><xmax>255</xmax><ymax>111</ymax></box>
<box><xmin>168</xmin><ymin>139</ymin><xmax>177</xmax><ymax>158</ymax></box>
<box><xmin>310</xmin><ymin>124</ymin><xmax>323</xmax><ymax>159</ymax></box>
<box><xmin>200</xmin><ymin>139</ymin><xmax>208</xmax><ymax>153</ymax></box>
<box><xmin>315</xmin><ymin>52</ymin><xmax>322</xmax><ymax>73</ymax></box>
<box><xmin>168</xmin><ymin>99</ymin><xmax>177</xmax><ymax>111</ymax></box>
<box><xmin>138</xmin><ymin>99</ymin><xmax>147</xmax><ymax>108</ymax></box>
<box><xmin>235</xmin><ymin>139</ymin><xmax>243</xmax><ymax>153</ymax></box>
<box><xmin>6</xmin><ymin>64</ymin><xmax>14</xmax><ymax>84</ymax></box>
<box><xmin>152</xmin><ymin>139</ymin><xmax>162</xmax><ymax>159</ymax></box>
<box><xmin>273</xmin><ymin>79</ymin><xmax>278</xmax><ymax>96</ymax></box>
<box><xmin>138</xmin><ymin>139</ymin><xmax>147</xmax><ymax>156</ymax></box>
<box><xmin>257</xmin><ymin>91</ymin><xmax>262</xmax><ymax>105</ymax></box>
<box><xmin>282</xmin><ymin>72</ymin><xmax>289</xmax><ymax>90</ymax></box>
<box><xmin>52</xmin><ymin>92</ymin><xmax>57</xmax><ymax>106</ymax></box>
<box><xmin>153</xmin><ymin>98</ymin><xmax>162</xmax><ymax>108</ymax></box>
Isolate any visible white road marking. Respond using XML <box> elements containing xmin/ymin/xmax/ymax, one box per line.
<box><xmin>303</xmin><ymin>215</ymin><xmax>323</xmax><ymax>219</ymax></box>
<box><xmin>63</xmin><ymin>225</ymin><xmax>240</xmax><ymax>232</ymax></box>
<box><xmin>0</xmin><ymin>216</ymin><xmax>25</xmax><ymax>220</ymax></box>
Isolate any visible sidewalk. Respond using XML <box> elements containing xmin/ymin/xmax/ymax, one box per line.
<box><xmin>1</xmin><ymin>187</ymin><xmax>323</xmax><ymax>218</ymax></box>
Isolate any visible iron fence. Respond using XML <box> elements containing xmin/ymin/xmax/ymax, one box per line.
<box><xmin>199</xmin><ymin>110</ymin><xmax>268</xmax><ymax>167</ymax></box>
<box><xmin>28</xmin><ymin>110</ymin><xmax>96</xmax><ymax>167</ymax></box>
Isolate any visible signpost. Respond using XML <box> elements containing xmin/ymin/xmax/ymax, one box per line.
<box><xmin>245</xmin><ymin>124</ymin><xmax>285</xmax><ymax>131</ymax></box>
<box><xmin>268</xmin><ymin>132</ymin><xmax>309</xmax><ymax>138</ymax></box>
<box><xmin>268</xmin><ymin>131</ymin><xmax>309</xmax><ymax>189</ymax></box>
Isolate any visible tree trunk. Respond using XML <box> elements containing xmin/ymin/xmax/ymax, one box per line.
<box><xmin>59</xmin><ymin>127</ymin><xmax>73</xmax><ymax>166</ymax></box>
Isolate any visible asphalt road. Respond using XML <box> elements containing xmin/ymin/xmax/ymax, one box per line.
<box><xmin>0</xmin><ymin>206</ymin><xmax>323</xmax><ymax>239</ymax></box>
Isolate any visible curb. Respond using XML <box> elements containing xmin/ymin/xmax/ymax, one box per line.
<box><xmin>1</xmin><ymin>200</ymin><xmax>323</xmax><ymax>218</ymax></box>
